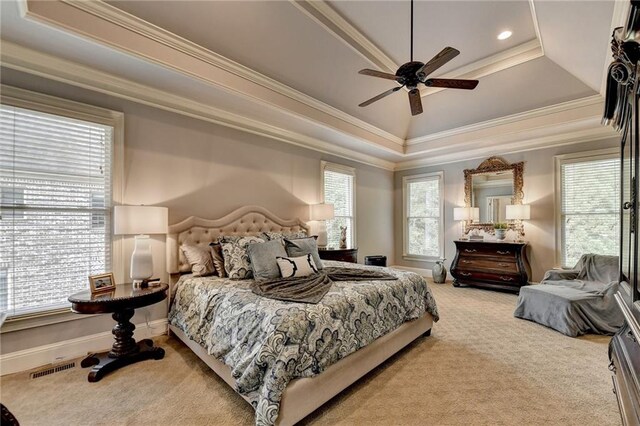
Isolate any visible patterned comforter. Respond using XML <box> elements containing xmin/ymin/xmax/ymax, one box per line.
<box><xmin>168</xmin><ymin>261</ymin><xmax>439</xmax><ymax>425</ymax></box>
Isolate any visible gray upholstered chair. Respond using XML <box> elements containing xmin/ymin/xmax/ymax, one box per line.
<box><xmin>513</xmin><ymin>254</ymin><xmax>624</xmax><ymax>337</ymax></box>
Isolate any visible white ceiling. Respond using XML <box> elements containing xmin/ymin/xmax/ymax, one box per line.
<box><xmin>0</xmin><ymin>0</ymin><xmax>622</xmax><ymax>169</ymax></box>
<box><xmin>329</xmin><ymin>0</ymin><xmax>537</xmax><ymax>71</ymax></box>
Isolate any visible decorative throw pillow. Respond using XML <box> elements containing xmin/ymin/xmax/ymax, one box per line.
<box><xmin>276</xmin><ymin>254</ymin><xmax>319</xmax><ymax>278</ymax></box>
<box><xmin>220</xmin><ymin>236</ymin><xmax>265</xmax><ymax>279</ymax></box>
<box><xmin>181</xmin><ymin>244</ymin><xmax>215</xmax><ymax>277</ymax></box>
<box><xmin>284</xmin><ymin>237</ymin><xmax>324</xmax><ymax>270</ymax></box>
<box><xmin>263</xmin><ymin>231</ymin><xmax>308</xmax><ymax>242</ymax></box>
<box><xmin>247</xmin><ymin>240</ymin><xmax>287</xmax><ymax>281</ymax></box>
<box><xmin>209</xmin><ymin>242</ymin><xmax>226</xmax><ymax>278</ymax></box>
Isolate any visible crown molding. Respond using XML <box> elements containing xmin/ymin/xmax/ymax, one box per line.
<box><xmin>21</xmin><ymin>0</ymin><xmax>405</xmax><ymax>151</ymax></box>
<box><xmin>419</xmin><ymin>39</ymin><xmax>544</xmax><ymax>97</ymax></box>
<box><xmin>291</xmin><ymin>0</ymin><xmax>397</xmax><ymax>73</ymax></box>
<box><xmin>1</xmin><ymin>39</ymin><xmax>615</xmax><ymax>174</ymax></box>
<box><xmin>406</xmin><ymin>94</ymin><xmax>604</xmax><ymax>148</ymax></box>
<box><xmin>395</xmin><ymin>125</ymin><xmax>617</xmax><ymax>171</ymax></box>
<box><xmin>528</xmin><ymin>0</ymin><xmax>545</xmax><ymax>56</ymax></box>
<box><xmin>3</xmin><ymin>0</ymin><xmax>619</xmax><ymax>175</ymax></box>
<box><xmin>0</xmin><ymin>41</ymin><xmax>395</xmax><ymax>171</ymax></box>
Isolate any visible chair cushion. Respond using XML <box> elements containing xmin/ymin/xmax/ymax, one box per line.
<box><xmin>514</xmin><ymin>283</ymin><xmax>623</xmax><ymax>337</ymax></box>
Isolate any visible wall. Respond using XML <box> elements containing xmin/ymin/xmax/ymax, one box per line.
<box><xmin>394</xmin><ymin>139</ymin><xmax>620</xmax><ymax>282</ymax></box>
<box><xmin>0</xmin><ymin>69</ymin><xmax>395</xmax><ymax>355</ymax></box>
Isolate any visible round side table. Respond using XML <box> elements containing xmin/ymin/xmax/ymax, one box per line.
<box><xmin>68</xmin><ymin>283</ymin><xmax>168</xmax><ymax>382</ymax></box>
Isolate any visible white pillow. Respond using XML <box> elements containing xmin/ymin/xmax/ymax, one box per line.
<box><xmin>276</xmin><ymin>254</ymin><xmax>319</xmax><ymax>278</ymax></box>
<box><xmin>181</xmin><ymin>244</ymin><xmax>215</xmax><ymax>277</ymax></box>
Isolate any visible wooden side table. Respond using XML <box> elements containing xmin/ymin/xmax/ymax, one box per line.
<box><xmin>318</xmin><ymin>248</ymin><xmax>358</xmax><ymax>263</ymax></box>
<box><xmin>68</xmin><ymin>283</ymin><xmax>168</xmax><ymax>382</ymax></box>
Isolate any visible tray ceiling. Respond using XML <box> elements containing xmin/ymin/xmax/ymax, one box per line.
<box><xmin>0</xmin><ymin>0</ymin><xmax>621</xmax><ymax>170</ymax></box>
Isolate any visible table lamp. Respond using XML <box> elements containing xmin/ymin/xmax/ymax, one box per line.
<box><xmin>453</xmin><ymin>207</ymin><xmax>478</xmax><ymax>240</ymax></box>
<box><xmin>114</xmin><ymin>205</ymin><xmax>168</xmax><ymax>284</ymax></box>
<box><xmin>505</xmin><ymin>204</ymin><xmax>530</xmax><ymax>242</ymax></box>
<box><xmin>310</xmin><ymin>203</ymin><xmax>334</xmax><ymax>248</ymax></box>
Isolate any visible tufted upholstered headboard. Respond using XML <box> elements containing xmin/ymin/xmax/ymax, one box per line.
<box><xmin>167</xmin><ymin>205</ymin><xmax>310</xmax><ymax>275</ymax></box>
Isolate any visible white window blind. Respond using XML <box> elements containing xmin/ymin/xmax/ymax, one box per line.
<box><xmin>322</xmin><ymin>163</ymin><xmax>355</xmax><ymax>248</ymax></box>
<box><xmin>0</xmin><ymin>104</ymin><xmax>113</xmax><ymax>317</ymax></box>
<box><xmin>404</xmin><ymin>173</ymin><xmax>443</xmax><ymax>258</ymax></box>
<box><xmin>560</xmin><ymin>156</ymin><xmax>620</xmax><ymax>267</ymax></box>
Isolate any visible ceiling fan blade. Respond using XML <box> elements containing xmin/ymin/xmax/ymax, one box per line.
<box><xmin>358</xmin><ymin>69</ymin><xmax>400</xmax><ymax>81</ymax></box>
<box><xmin>408</xmin><ymin>89</ymin><xmax>423</xmax><ymax>116</ymax></box>
<box><xmin>427</xmin><ymin>78</ymin><xmax>479</xmax><ymax>90</ymax></box>
<box><xmin>359</xmin><ymin>86</ymin><xmax>403</xmax><ymax>107</ymax></box>
<box><xmin>416</xmin><ymin>47</ymin><xmax>460</xmax><ymax>80</ymax></box>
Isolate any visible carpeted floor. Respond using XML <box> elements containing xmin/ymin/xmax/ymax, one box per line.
<box><xmin>1</xmin><ymin>281</ymin><xmax>619</xmax><ymax>425</ymax></box>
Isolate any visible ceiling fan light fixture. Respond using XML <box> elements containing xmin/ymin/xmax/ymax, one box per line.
<box><xmin>356</xmin><ymin>0</ymin><xmax>478</xmax><ymax>116</ymax></box>
<box><xmin>497</xmin><ymin>30</ymin><xmax>513</xmax><ymax>40</ymax></box>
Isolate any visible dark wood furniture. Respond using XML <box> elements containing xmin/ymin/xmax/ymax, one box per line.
<box><xmin>603</xmin><ymin>3</ymin><xmax>640</xmax><ymax>423</ymax></box>
<box><xmin>318</xmin><ymin>248</ymin><xmax>358</xmax><ymax>263</ymax></box>
<box><xmin>450</xmin><ymin>240</ymin><xmax>530</xmax><ymax>293</ymax></box>
<box><xmin>68</xmin><ymin>283</ymin><xmax>168</xmax><ymax>382</ymax></box>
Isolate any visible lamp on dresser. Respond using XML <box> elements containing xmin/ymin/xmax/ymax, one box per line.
<box><xmin>114</xmin><ymin>205</ymin><xmax>168</xmax><ymax>285</ymax></box>
<box><xmin>310</xmin><ymin>203</ymin><xmax>334</xmax><ymax>248</ymax></box>
<box><xmin>453</xmin><ymin>207</ymin><xmax>479</xmax><ymax>240</ymax></box>
<box><xmin>505</xmin><ymin>204</ymin><xmax>530</xmax><ymax>242</ymax></box>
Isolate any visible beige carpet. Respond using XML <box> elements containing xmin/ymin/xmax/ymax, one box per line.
<box><xmin>1</xmin><ymin>282</ymin><xmax>619</xmax><ymax>426</ymax></box>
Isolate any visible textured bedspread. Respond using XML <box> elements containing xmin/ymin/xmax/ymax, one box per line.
<box><xmin>169</xmin><ymin>261</ymin><xmax>439</xmax><ymax>426</ymax></box>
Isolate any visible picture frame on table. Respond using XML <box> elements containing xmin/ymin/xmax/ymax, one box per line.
<box><xmin>89</xmin><ymin>272</ymin><xmax>116</xmax><ymax>294</ymax></box>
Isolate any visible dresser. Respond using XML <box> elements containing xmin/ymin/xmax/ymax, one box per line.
<box><xmin>450</xmin><ymin>241</ymin><xmax>530</xmax><ymax>293</ymax></box>
<box><xmin>318</xmin><ymin>248</ymin><xmax>358</xmax><ymax>263</ymax></box>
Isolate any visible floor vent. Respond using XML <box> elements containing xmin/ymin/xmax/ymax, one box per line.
<box><xmin>29</xmin><ymin>361</ymin><xmax>76</xmax><ymax>379</ymax></box>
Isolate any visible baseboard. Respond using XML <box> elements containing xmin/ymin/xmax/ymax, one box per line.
<box><xmin>390</xmin><ymin>265</ymin><xmax>433</xmax><ymax>277</ymax></box>
<box><xmin>0</xmin><ymin>319</ymin><xmax>168</xmax><ymax>376</ymax></box>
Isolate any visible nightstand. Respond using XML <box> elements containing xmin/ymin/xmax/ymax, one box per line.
<box><xmin>68</xmin><ymin>283</ymin><xmax>168</xmax><ymax>382</ymax></box>
<box><xmin>318</xmin><ymin>248</ymin><xmax>358</xmax><ymax>263</ymax></box>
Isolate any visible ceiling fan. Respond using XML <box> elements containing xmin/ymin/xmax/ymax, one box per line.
<box><xmin>358</xmin><ymin>0</ymin><xmax>479</xmax><ymax>116</ymax></box>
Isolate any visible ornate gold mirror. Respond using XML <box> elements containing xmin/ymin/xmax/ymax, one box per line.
<box><xmin>463</xmin><ymin>156</ymin><xmax>525</xmax><ymax>236</ymax></box>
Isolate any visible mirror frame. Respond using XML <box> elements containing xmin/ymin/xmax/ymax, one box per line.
<box><xmin>463</xmin><ymin>156</ymin><xmax>525</xmax><ymax>236</ymax></box>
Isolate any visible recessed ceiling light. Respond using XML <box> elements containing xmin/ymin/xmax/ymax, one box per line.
<box><xmin>497</xmin><ymin>30</ymin><xmax>513</xmax><ymax>40</ymax></box>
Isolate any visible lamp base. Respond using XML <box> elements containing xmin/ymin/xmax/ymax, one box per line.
<box><xmin>316</xmin><ymin>221</ymin><xmax>328</xmax><ymax>248</ymax></box>
<box><xmin>131</xmin><ymin>235</ymin><xmax>154</xmax><ymax>283</ymax></box>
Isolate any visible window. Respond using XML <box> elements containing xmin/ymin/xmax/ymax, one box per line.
<box><xmin>0</xmin><ymin>100</ymin><xmax>115</xmax><ymax>317</ymax></box>
<box><xmin>556</xmin><ymin>150</ymin><xmax>620</xmax><ymax>267</ymax></box>
<box><xmin>403</xmin><ymin>172</ymin><xmax>444</xmax><ymax>259</ymax></box>
<box><xmin>322</xmin><ymin>162</ymin><xmax>355</xmax><ymax>248</ymax></box>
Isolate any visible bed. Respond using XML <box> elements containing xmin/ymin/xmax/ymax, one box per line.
<box><xmin>166</xmin><ymin>206</ymin><xmax>438</xmax><ymax>425</ymax></box>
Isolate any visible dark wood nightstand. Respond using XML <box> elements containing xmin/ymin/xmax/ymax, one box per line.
<box><xmin>68</xmin><ymin>283</ymin><xmax>168</xmax><ymax>382</ymax></box>
<box><xmin>318</xmin><ymin>248</ymin><xmax>358</xmax><ymax>263</ymax></box>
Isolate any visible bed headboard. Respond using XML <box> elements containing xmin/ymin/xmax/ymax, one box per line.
<box><xmin>167</xmin><ymin>205</ymin><xmax>310</xmax><ymax>275</ymax></box>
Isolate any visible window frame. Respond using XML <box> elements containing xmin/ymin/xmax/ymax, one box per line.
<box><xmin>402</xmin><ymin>171</ymin><xmax>445</xmax><ymax>261</ymax></box>
<box><xmin>554</xmin><ymin>147</ymin><xmax>619</xmax><ymax>268</ymax></box>
<box><xmin>0</xmin><ymin>85</ymin><xmax>124</xmax><ymax>329</ymax></box>
<box><xmin>320</xmin><ymin>161</ymin><xmax>356</xmax><ymax>248</ymax></box>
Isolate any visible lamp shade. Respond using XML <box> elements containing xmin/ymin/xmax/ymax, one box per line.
<box><xmin>113</xmin><ymin>205</ymin><xmax>168</xmax><ymax>235</ymax></box>
<box><xmin>310</xmin><ymin>203</ymin><xmax>335</xmax><ymax>221</ymax></box>
<box><xmin>505</xmin><ymin>204</ymin><xmax>531</xmax><ymax>220</ymax></box>
<box><xmin>453</xmin><ymin>207</ymin><xmax>479</xmax><ymax>221</ymax></box>
<box><xmin>471</xmin><ymin>207</ymin><xmax>480</xmax><ymax>221</ymax></box>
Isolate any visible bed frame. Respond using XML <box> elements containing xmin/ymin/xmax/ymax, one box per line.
<box><xmin>166</xmin><ymin>206</ymin><xmax>433</xmax><ymax>425</ymax></box>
